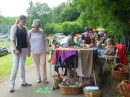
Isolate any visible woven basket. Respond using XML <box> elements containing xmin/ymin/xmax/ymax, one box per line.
<box><xmin>58</xmin><ymin>84</ymin><xmax>83</xmax><ymax>95</ymax></box>
<box><xmin>83</xmin><ymin>89</ymin><xmax>100</xmax><ymax>97</ymax></box>
<box><xmin>54</xmin><ymin>77</ymin><xmax>63</xmax><ymax>89</ymax></box>
<box><xmin>117</xmin><ymin>80</ymin><xmax>130</xmax><ymax>97</ymax></box>
<box><xmin>111</xmin><ymin>64</ymin><xmax>129</xmax><ymax>81</ymax></box>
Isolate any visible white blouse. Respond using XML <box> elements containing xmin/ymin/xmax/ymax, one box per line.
<box><xmin>28</xmin><ymin>29</ymin><xmax>49</xmax><ymax>54</ymax></box>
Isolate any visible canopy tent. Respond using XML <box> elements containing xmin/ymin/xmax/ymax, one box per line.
<box><xmin>92</xmin><ymin>29</ymin><xmax>98</xmax><ymax>32</ymax></box>
<box><xmin>75</xmin><ymin>33</ymin><xmax>81</xmax><ymax>37</ymax></box>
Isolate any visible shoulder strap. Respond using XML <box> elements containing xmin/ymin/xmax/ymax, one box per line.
<box><xmin>28</xmin><ymin>31</ymin><xmax>31</xmax><ymax>39</ymax></box>
<box><xmin>23</xmin><ymin>27</ymin><xmax>27</xmax><ymax>33</ymax></box>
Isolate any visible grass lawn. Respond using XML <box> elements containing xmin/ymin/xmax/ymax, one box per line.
<box><xmin>0</xmin><ymin>53</ymin><xmax>34</xmax><ymax>81</ymax></box>
<box><xmin>0</xmin><ymin>38</ymin><xmax>11</xmax><ymax>48</ymax></box>
<box><xmin>0</xmin><ymin>37</ymin><xmax>51</xmax><ymax>81</ymax></box>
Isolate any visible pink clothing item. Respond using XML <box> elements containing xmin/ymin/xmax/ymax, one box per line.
<box><xmin>32</xmin><ymin>52</ymin><xmax>47</xmax><ymax>79</ymax></box>
<box><xmin>52</xmin><ymin>50</ymin><xmax>61</xmax><ymax>65</ymax></box>
<box><xmin>61</xmin><ymin>50</ymin><xmax>77</xmax><ymax>63</ymax></box>
<box><xmin>90</xmin><ymin>43</ymin><xmax>95</xmax><ymax>47</ymax></box>
<box><xmin>79</xmin><ymin>77</ymin><xmax>90</xmax><ymax>84</ymax></box>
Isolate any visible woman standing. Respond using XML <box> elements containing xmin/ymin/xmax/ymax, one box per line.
<box><xmin>10</xmin><ymin>15</ymin><xmax>32</xmax><ymax>92</ymax></box>
<box><xmin>28</xmin><ymin>19</ymin><xmax>49</xmax><ymax>83</ymax></box>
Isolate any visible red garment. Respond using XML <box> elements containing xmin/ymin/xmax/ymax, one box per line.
<box><xmin>52</xmin><ymin>50</ymin><xmax>61</xmax><ymax>65</ymax></box>
<box><xmin>115</xmin><ymin>44</ymin><xmax>128</xmax><ymax>65</ymax></box>
<box><xmin>84</xmin><ymin>37</ymin><xmax>91</xmax><ymax>44</ymax></box>
<box><xmin>55</xmin><ymin>45</ymin><xmax>59</xmax><ymax>49</ymax></box>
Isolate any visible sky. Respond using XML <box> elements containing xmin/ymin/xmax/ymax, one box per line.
<box><xmin>0</xmin><ymin>0</ymin><xmax>67</xmax><ymax>17</ymax></box>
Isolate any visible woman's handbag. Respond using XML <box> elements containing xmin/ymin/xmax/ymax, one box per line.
<box><xmin>16</xmin><ymin>45</ymin><xmax>22</xmax><ymax>53</ymax></box>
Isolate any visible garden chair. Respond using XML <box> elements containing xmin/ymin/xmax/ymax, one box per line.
<box><xmin>102</xmin><ymin>48</ymin><xmax>119</xmax><ymax>74</ymax></box>
<box><xmin>105</xmin><ymin>48</ymin><xmax>119</xmax><ymax>65</ymax></box>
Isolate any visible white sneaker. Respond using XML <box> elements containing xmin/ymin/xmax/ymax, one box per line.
<box><xmin>9</xmin><ymin>87</ymin><xmax>14</xmax><ymax>92</ymax></box>
<box><xmin>43</xmin><ymin>78</ymin><xmax>48</xmax><ymax>83</ymax></box>
<box><xmin>37</xmin><ymin>78</ymin><xmax>41</xmax><ymax>83</ymax></box>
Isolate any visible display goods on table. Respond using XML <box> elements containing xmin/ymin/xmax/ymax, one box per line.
<box><xmin>49</xmin><ymin>46</ymin><xmax>101</xmax><ymax>96</ymax></box>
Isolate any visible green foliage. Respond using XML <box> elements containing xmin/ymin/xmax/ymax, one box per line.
<box><xmin>53</xmin><ymin>24</ymin><xmax>62</xmax><ymax>34</ymax></box>
<box><xmin>1</xmin><ymin>0</ymin><xmax>130</xmax><ymax>42</ymax></box>
<box><xmin>0</xmin><ymin>54</ymin><xmax>33</xmax><ymax>80</ymax></box>
<box><xmin>71</xmin><ymin>0</ymin><xmax>130</xmax><ymax>42</ymax></box>
<box><xmin>44</xmin><ymin>23</ymin><xmax>62</xmax><ymax>35</ymax></box>
<box><xmin>0</xmin><ymin>15</ymin><xmax>5</xmax><ymax>23</ymax></box>
<box><xmin>0</xmin><ymin>16</ymin><xmax>16</xmax><ymax>34</ymax></box>
<box><xmin>127</xmin><ymin>52</ymin><xmax>130</xmax><ymax>63</ymax></box>
<box><xmin>26</xmin><ymin>2</ymin><xmax>52</xmax><ymax>29</ymax></box>
<box><xmin>60</xmin><ymin>5</ymin><xmax>80</xmax><ymax>22</ymax></box>
<box><xmin>44</xmin><ymin>24</ymin><xmax>54</xmax><ymax>35</ymax></box>
<box><xmin>52</xmin><ymin>2</ymin><xmax>67</xmax><ymax>23</ymax></box>
<box><xmin>62</xmin><ymin>21</ymin><xmax>82</xmax><ymax>34</ymax></box>
<box><xmin>114</xmin><ymin>91</ymin><xmax>122</xmax><ymax>97</ymax></box>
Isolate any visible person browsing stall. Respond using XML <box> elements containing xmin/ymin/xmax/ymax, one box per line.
<box><xmin>28</xmin><ymin>19</ymin><xmax>49</xmax><ymax>83</ymax></box>
<box><xmin>9</xmin><ymin>15</ymin><xmax>32</xmax><ymax>92</ymax></box>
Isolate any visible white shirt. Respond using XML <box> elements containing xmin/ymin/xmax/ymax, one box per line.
<box><xmin>60</xmin><ymin>37</ymin><xmax>69</xmax><ymax>45</ymax></box>
<box><xmin>28</xmin><ymin>29</ymin><xmax>49</xmax><ymax>54</ymax></box>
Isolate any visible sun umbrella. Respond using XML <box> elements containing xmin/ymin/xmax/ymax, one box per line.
<box><xmin>92</xmin><ymin>29</ymin><xmax>98</xmax><ymax>32</ymax></box>
<box><xmin>75</xmin><ymin>33</ymin><xmax>81</xmax><ymax>37</ymax></box>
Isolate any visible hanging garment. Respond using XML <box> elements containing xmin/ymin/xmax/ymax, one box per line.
<box><xmin>115</xmin><ymin>44</ymin><xmax>128</xmax><ymax>65</ymax></box>
<box><xmin>61</xmin><ymin>50</ymin><xmax>77</xmax><ymax>63</ymax></box>
<box><xmin>52</xmin><ymin>50</ymin><xmax>61</xmax><ymax>65</ymax></box>
<box><xmin>78</xmin><ymin>49</ymin><xmax>93</xmax><ymax>75</ymax></box>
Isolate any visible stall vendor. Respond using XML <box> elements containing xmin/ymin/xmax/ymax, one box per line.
<box><xmin>66</xmin><ymin>32</ymin><xmax>77</xmax><ymax>47</ymax></box>
<box><xmin>102</xmin><ymin>38</ymin><xmax>115</xmax><ymax>55</ymax></box>
<box><xmin>83</xmin><ymin>33</ymin><xmax>91</xmax><ymax>44</ymax></box>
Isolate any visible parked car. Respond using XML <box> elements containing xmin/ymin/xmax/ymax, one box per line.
<box><xmin>0</xmin><ymin>47</ymin><xmax>8</xmax><ymax>56</ymax></box>
<box><xmin>54</xmin><ymin>33</ymin><xmax>63</xmax><ymax>38</ymax></box>
<box><xmin>0</xmin><ymin>40</ymin><xmax>4</xmax><ymax>42</ymax></box>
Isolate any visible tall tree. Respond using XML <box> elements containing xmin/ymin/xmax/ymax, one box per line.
<box><xmin>0</xmin><ymin>16</ymin><xmax>16</xmax><ymax>34</ymax></box>
<box><xmin>52</xmin><ymin>2</ymin><xmax>67</xmax><ymax>23</ymax></box>
<box><xmin>71</xmin><ymin>0</ymin><xmax>130</xmax><ymax>40</ymax></box>
<box><xmin>26</xmin><ymin>2</ymin><xmax>52</xmax><ymax>29</ymax></box>
<box><xmin>60</xmin><ymin>5</ymin><xmax>80</xmax><ymax>22</ymax></box>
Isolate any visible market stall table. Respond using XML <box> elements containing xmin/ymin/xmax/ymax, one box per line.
<box><xmin>50</xmin><ymin>47</ymin><xmax>100</xmax><ymax>87</ymax></box>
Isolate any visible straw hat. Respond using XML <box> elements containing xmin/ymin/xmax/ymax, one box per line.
<box><xmin>32</xmin><ymin>19</ymin><xmax>41</xmax><ymax>28</ymax></box>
